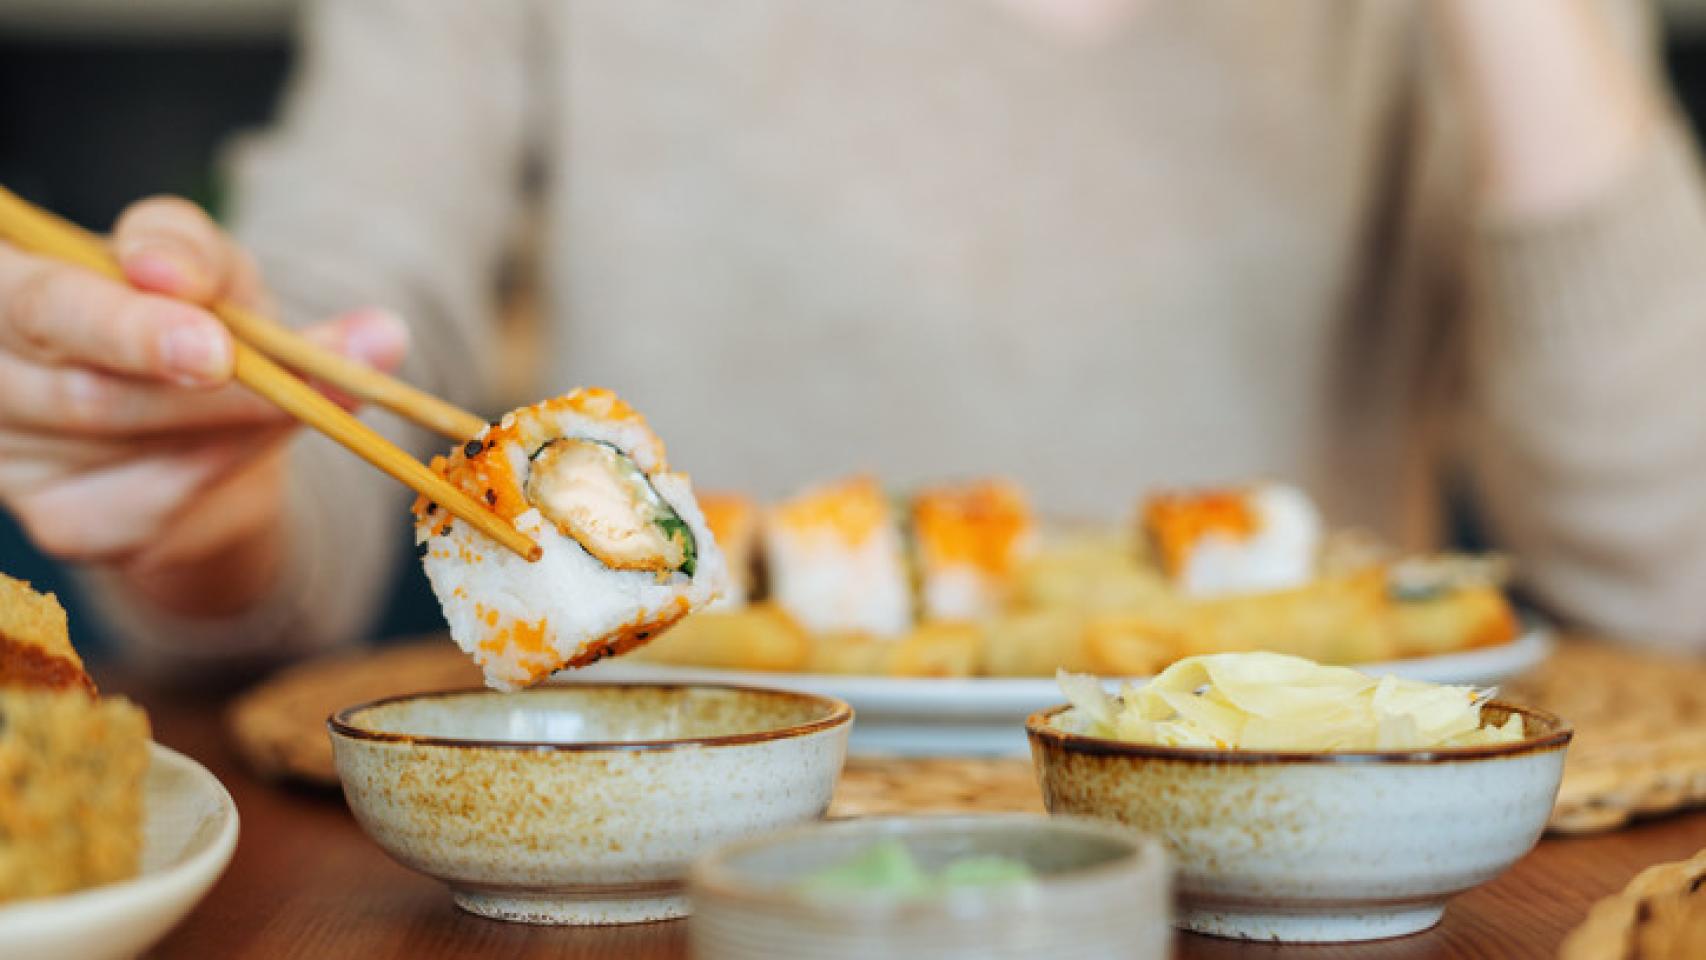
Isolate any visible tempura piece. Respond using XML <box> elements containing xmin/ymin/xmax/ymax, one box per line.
<box><xmin>1388</xmin><ymin>554</ymin><xmax>1521</xmax><ymax>656</ymax></box>
<box><xmin>627</xmin><ymin>605</ymin><xmax>809</xmax><ymax>673</ymax></box>
<box><xmin>1182</xmin><ymin>567</ymin><xmax>1396</xmax><ymax>665</ymax></box>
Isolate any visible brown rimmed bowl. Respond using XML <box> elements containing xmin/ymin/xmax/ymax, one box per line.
<box><xmin>1026</xmin><ymin>700</ymin><xmax>1570</xmax><ymax>943</ymax></box>
<box><xmin>328</xmin><ymin>683</ymin><xmax>851</xmax><ymax>925</ymax></box>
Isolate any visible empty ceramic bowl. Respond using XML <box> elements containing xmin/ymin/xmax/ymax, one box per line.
<box><xmin>328</xmin><ymin>682</ymin><xmax>851</xmax><ymax>925</ymax></box>
<box><xmin>1027</xmin><ymin>700</ymin><xmax>1570</xmax><ymax>943</ymax></box>
<box><xmin>688</xmin><ymin>813</ymin><xmax>1171</xmax><ymax>959</ymax></box>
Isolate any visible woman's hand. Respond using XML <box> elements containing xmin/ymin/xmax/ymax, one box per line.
<box><xmin>0</xmin><ymin>196</ymin><xmax>408</xmax><ymax>617</ymax></box>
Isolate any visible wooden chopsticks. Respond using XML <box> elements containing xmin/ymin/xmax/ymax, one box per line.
<box><xmin>0</xmin><ymin>186</ymin><xmax>541</xmax><ymax>563</ymax></box>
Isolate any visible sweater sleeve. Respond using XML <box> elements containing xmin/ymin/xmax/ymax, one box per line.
<box><xmin>83</xmin><ymin>0</ymin><xmax>535</xmax><ymax>676</ymax></box>
<box><xmin>1465</xmin><ymin>118</ymin><xmax>1706</xmax><ymax>653</ymax></box>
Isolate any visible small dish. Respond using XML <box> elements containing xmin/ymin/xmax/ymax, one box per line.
<box><xmin>0</xmin><ymin>743</ymin><xmax>240</xmax><ymax>960</ymax></box>
<box><xmin>688</xmin><ymin>813</ymin><xmax>1170</xmax><ymax>959</ymax></box>
<box><xmin>1027</xmin><ymin>700</ymin><xmax>1570</xmax><ymax>943</ymax></box>
<box><xmin>328</xmin><ymin>682</ymin><xmax>851</xmax><ymax>925</ymax></box>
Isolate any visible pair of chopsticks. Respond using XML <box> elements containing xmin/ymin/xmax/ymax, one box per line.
<box><xmin>0</xmin><ymin>186</ymin><xmax>541</xmax><ymax>562</ymax></box>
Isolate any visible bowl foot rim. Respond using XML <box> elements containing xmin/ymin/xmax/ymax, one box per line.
<box><xmin>449</xmin><ymin>883</ymin><xmax>688</xmax><ymax>926</ymax></box>
<box><xmin>1178</xmin><ymin>899</ymin><xmax>1446</xmax><ymax>943</ymax></box>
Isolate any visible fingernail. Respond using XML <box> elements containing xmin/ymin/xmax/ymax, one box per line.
<box><xmin>160</xmin><ymin>321</ymin><xmax>231</xmax><ymax>385</ymax></box>
<box><xmin>125</xmin><ymin>248</ymin><xmax>208</xmax><ymax>297</ymax></box>
<box><xmin>344</xmin><ymin>309</ymin><xmax>410</xmax><ymax>369</ymax></box>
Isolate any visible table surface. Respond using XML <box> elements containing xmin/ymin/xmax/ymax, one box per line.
<box><xmin>119</xmin><ymin>677</ymin><xmax>1706</xmax><ymax>960</ymax></box>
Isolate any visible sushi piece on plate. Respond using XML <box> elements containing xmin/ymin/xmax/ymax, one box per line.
<box><xmin>1141</xmin><ymin>483</ymin><xmax>1323</xmax><ymax>598</ymax></box>
<box><xmin>696</xmin><ymin>492</ymin><xmax>760</xmax><ymax>610</ymax></box>
<box><xmin>414</xmin><ymin>388</ymin><xmax>728</xmax><ymax>690</ymax></box>
<box><xmin>764</xmin><ymin>475</ymin><xmax>912</xmax><ymax>638</ymax></box>
<box><xmin>911</xmin><ymin>479</ymin><xmax>1035</xmax><ymax>622</ymax></box>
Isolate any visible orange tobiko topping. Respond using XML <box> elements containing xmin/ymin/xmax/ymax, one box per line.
<box><xmin>1143</xmin><ymin>488</ymin><xmax>1259</xmax><ymax>577</ymax></box>
<box><xmin>697</xmin><ymin>492</ymin><xmax>758</xmax><ymax>547</ymax></box>
<box><xmin>769</xmin><ymin>475</ymin><xmax>891</xmax><ymax>547</ymax></box>
<box><xmin>912</xmin><ymin>479</ymin><xmax>1033</xmax><ymax>576</ymax></box>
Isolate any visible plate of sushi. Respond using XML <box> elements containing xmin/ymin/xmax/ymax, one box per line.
<box><xmin>398</xmin><ymin>388</ymin><xmax>1544</xmax><ymax>755</ymax></box>
<box><xmin>571</xmin><ymin>476</ymin><xmax>1551</xmax><ymax>754</ymax></box>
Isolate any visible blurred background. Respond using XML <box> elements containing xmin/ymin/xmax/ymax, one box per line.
<box><xmin>6</xmin><ymin>0</ymin><xmax>1706</xmax><ymax>653</ymax></box>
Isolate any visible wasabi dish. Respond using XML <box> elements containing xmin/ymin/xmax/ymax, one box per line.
<box><xmin>794</xmin><ymin>839</ymin><xmax>1035</xmax><ymax>899</ymax></box>
<box><xmin>1057</xmin><ymin>651</ymin><xmax>1526</xmax><ymax>751</ymax></box>
<box><xmin>414</xmin><ymin>388</ymin><xmax>728</xmax><ymax>690</ymax></box>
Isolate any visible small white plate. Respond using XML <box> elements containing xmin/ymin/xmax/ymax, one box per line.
<box><xmin>581</xmin><ymin>627</ymin><xmax>1553</xmax><ymax>755</ymax></box>
<box><xmin>0</xmin><ymin>743</ymin><xmax>240</xmax><ymax>960</ymax></box>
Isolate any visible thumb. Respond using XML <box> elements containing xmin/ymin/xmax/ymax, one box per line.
<box><xmin>300</xmin><ymin>308</ymin><xmax>412</xmax><ymax>409</ymax></box>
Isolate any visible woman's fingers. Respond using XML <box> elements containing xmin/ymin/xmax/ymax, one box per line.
<box><xmin>0</xmin><ymin>424</ymin><xmax>283</xmax><ymax>490</ymax></box>
<box><xmin>0</xmin><ymin>247</ymin><xmax>233</xmax><ymax>386</ymax></box>
<box><xmin>0</xmin><ymin>351</ymin><xmax>284</xmax><ymax>435</ymax></box>
<box><xmin>120</xmin><ymin>441</ymin><xmax>290</xmax><ymax>574</ymax></box>
<box><xmin>297</xmin><ymin>307</ymin><xmax>412</xmax><ymax>407</ymax></box>
<box><xmin>7</xmin><ymin>435</ymin><xmax>279</xmax><ymax>562</ymax></box>
<box><xmin>112</xmin><ymin>195</ymin><xmax>244</xmax><ymax>307</ymax></box>
<box><xmin>0</xmin><ymin>305</ymin><xmax>409</xmax><ymax>435</ymax></box>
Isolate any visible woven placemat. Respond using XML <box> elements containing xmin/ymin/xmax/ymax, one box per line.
<box><xmin>1506</xmin><ymin>640</ymin><xmax>1706</xmax><ymax>835</ymax></box>
<box><xmin>1559</xmin><ymin>846</ymin><xmax>1706</xmax><ymax>959</ymax></box>
<box><xmin>228</xmin><ymin>639</ymin><xmax>480</xmax><ymax>785</ymax></box>
<box><xmin>229</xmin><ymin>635</ymin><xmax>1706</xmax><ymax>834</ymax></box>
<box><xmin>831</xmin><ymin>757</ymin><xmax>1043</xmax><ymax>818</ymax></box>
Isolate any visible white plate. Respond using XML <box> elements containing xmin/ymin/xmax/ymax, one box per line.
<box><xmin>0</xmin><ymin>743</ymin><xmax>240</xmax><ymax>960</ymax></box>
<box><xmin>579</xmin><ymin>627</ymin><xmax>1554</xmax><ymax>756</ymax></box>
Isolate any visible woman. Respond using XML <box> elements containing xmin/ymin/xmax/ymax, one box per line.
<box><xmin>1</xmin><ymin>0</ymin><xmax>1703</xmax><ymax>668</ymax></box>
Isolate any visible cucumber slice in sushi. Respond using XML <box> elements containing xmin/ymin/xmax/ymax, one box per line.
<box><xmin>525</xmin><ymin>438</ymin><xmax>697</xmax><ymax>576</ymax></box>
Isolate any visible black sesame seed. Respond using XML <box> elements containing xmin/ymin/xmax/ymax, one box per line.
<box><xmin>485</xmin><ymin>489</ymin><xmax>497</xmax><ymax>506</ymax></box>
<box><xmin>464</xmin><ymin>440</ymin><xmax>484</xmax><ymax>458</ymax></box>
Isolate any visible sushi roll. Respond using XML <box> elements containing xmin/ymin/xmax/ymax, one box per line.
<box><xmin>911</xmin><ymin>479</ymin><xmax>1035</xmax><ymax>622</ymax></box>
<box><xmin>1141</xmin><ymin>483</ymin><xmax>1322</xmax><ymax>597</ymax></box>
<box><xmin>413</xmin><ymin>388</ymin><xmax>727</xmax><ymax>690</ymax></box>
<box><xmin>764</xmin><ymin>475</ymin><xmax>912</xmax><ymax>638</ymax></box>
<box><xmin>696</xmin><ymin>492</ymin><xmax>760</xmax><ymax>610</ymax></box>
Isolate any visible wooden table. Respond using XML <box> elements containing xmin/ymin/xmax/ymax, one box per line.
<box><xmin>121</xmin><ymin>678</ymin><xmax>1706</xmax><ymax>960</ymax></box>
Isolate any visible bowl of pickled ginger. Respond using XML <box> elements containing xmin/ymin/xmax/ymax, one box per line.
<box><xmin>1026</xmin><ymin>652</ymin><xmax>1571</xmax><ymax>944</ymax></box>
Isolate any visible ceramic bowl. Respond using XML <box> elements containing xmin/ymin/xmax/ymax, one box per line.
<box><xmin>328</xmin><ymin>683</ymin><xmax>851</xmax><ymax>925</ymax></box>
<box><xmin>1027</xmin><ymin>700</ymin><xmax>1570</xmax><ymax>943</ymax></box>
<box><xmin>688</xmin><ymin>813</ymin><xmax>1171</xmax><ymax>959</ymax></box>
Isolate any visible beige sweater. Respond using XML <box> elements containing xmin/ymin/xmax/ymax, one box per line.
<box><xmin>95</xmin><ymin>0</ymin><xmax>1706</xmax><ymax>667</ymax></box>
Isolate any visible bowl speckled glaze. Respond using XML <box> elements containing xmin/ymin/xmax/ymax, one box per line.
<box><xmin>689</xmin><ymin>814</ymin><xmax>1171</xmax><ymax>960</ymax></box>
<box><xmin>1026</xmin><ymin>700</ymin><xmax>1570</xmax><ymax>943</ymax></box>
<box><xmin>329</xmin><ymin>683</ymin><xmax>851</xmax><ymax>925</ymax></box>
